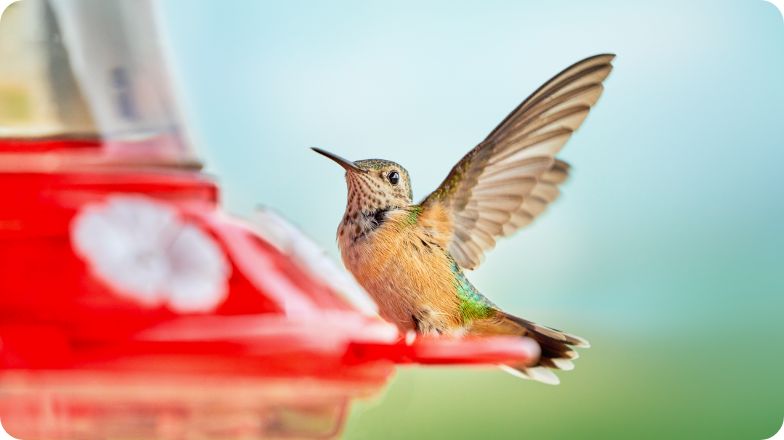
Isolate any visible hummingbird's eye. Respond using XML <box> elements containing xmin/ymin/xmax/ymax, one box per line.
<box><xmin>387</xmin><ymin>171</ymin><xmax>400</xmax><ymax>185</ymax></box>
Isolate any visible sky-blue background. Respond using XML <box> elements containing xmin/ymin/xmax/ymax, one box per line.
<box><xmin>158</xmin><ymin>1</ymin><xmax>783</xmax><ymax>438</ymax></box>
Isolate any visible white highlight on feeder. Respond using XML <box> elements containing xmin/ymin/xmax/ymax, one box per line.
<box><xmin>252</xmin><ymin>207</ymin><xmax>378</xmax><ymax>315</ymax></box>
<box><xmin>71</xmin><ymin>196</ymin><xmax>230</xmax><ymax>312</ymax></box>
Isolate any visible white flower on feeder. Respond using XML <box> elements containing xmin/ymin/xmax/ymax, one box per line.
<box><xmin>70</xmin><ymin>195</ymin><xmax>230</xmax><ymax>312</ymax></box>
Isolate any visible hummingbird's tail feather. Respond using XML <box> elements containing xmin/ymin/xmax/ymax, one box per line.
<box><xmin>495</xmin><ymin>312</ymin><xmax>589</xmax><ymax>385</ymax></box>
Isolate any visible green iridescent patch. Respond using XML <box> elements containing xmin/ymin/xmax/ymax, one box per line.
<box><xmin>426</xmin><ymin>152</ymin><xmax>473</xmax><ymax>203</ymax></box>
<box><xmin>405</xmin><ymin>205</ymin><xmax>423</xmax><ymax>226</ymax></box>
<box><xmin>450</xmin><ymin>260</ymin><xmax>494</xmax><ymax>322</ymax></box>
<box><xmin>459</xmin><ymin>296</ymin><xmax>493</xmax><ymax>322</ymax></box>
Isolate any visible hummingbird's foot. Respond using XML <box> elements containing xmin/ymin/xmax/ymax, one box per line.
<box><xmin>412</xmin><ymin>307</ymin><xmax>449</xmax><ymax>336</ymax></box>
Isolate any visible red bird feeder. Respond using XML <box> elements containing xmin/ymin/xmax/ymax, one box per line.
<box><xmin>0</xmin><ymin>1</ymin><xmax>537</xmax><ymax>438</ymax></box>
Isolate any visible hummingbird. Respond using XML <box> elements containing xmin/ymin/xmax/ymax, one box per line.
<box><xmin>313</xmin><ymin>54</ymin><xmax>614</xmax><ymax>384</ymax></box>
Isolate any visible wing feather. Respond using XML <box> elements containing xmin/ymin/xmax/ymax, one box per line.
<box><xmin>422</xmin><ymin>54</ymin><xmax>614</xmax><ymax>269</ymax></box>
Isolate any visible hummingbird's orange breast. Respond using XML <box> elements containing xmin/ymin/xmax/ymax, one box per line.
<box><xmin>338</xmin><ymin>204</ymin><xmax>464</xmax><ymax>333</ymax></box>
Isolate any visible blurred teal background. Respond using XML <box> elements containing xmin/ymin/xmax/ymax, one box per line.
<box><xmin>158</xmin><ymin>1</ymin><xmax>783</xmax><ymax>438</ymax></box>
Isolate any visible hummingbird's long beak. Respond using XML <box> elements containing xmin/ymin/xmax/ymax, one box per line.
<box><xmin>311</xmin><ymin>147</ymin><xmax>362</xmax><ymax>172</ymax></box>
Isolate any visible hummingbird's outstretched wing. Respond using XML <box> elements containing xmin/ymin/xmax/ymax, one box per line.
<box><xmin>421</xmin><ymin>54</ymin><xmax>614</xmax><ymax>269</ymax></box>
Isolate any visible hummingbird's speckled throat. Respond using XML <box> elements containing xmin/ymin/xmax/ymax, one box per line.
<box><xmin>312</xmin><ymin>148</ymin><xmax>413</xmax><ymax>243</ymax></box>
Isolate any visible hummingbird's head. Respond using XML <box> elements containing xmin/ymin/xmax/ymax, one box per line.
<box><xmin>312</xmin><ymin>148</ymin><xmax>413</xmax><ymax>214</ymax></box>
